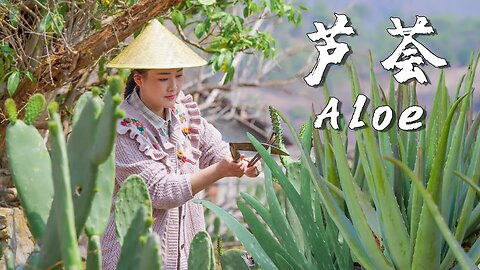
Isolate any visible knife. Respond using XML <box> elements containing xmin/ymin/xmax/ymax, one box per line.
<box><xmin>229</xmin><ymin>133</ymin><xmax>289</xmax><ymax>166</ymax></box>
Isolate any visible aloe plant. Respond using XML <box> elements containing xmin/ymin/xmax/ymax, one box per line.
<box><xmin>195</xmin><ymin>52</ymin><xmax>480</xmax><ymax>270</ymax></box>
<box><xmin>194</xmin><ymin>116</ymin><xmax>353</xmax><ymax>269</ymax></box>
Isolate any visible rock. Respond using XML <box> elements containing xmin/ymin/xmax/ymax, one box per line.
<box><xmin>2</xmin><ymin>188</ymin><xmax>17</xmax><ymax>203</ymax></box>
<box><xmin>0</xmin><ymin>207</ymin><xmax>35</xmax><ymax>269</ymax></box>
<box><xmin>0</xmin><ymin>176</ymin><xmax>11</xmax><ymax>188</ymax></box>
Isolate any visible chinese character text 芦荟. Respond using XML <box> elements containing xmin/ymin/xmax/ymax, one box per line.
<box><xmin>380</xmin><ymin>16</ymin><xmax>448</xmax><ymax>84</ymax></box>
<box><xmin>304</xmin><ymin>13</ymin><xmax>355</xmax><ymax>87</ymax></box>
<box><xmin>304</xmin><ymin>14</ymin><xmax>448</xmax><ymax>86</ymax></box>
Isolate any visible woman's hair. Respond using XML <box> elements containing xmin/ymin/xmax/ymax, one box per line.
<box><xmin>124</xmin><ymin>69</ymin><xmax>148</xmax><ymax>99</ymax></box>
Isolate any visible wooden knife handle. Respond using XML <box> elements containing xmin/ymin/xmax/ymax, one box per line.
<box><xmin>229</xmin><ymin>143</ymin><xmax>241</xmax><ymax>163</ymax></box>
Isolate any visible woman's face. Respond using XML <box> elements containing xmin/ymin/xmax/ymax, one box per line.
<box><xmin>133</xmin><ymin>68</ymin><xmax>184</xmax><ymax>111</ymax></box>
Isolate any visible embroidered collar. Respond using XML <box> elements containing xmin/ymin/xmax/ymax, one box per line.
<box><xmin>127</xmin><ymin>85</ymin><xmax>180</xmax><ymax>136</ymax></box>
<box><xmin>118</xmin><ymin>90</ymin><xmax>203</xmax><ymax>168</ymax></box>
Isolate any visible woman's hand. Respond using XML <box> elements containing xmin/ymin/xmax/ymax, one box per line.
<box><xmin>217</xmin><ymin>153</ymin><xmax>248</xmax><ymax>178</ymax></box>
<box><xmin>244</xmin><ymin>156</ymin><xmax>262</xmax><ymax>178</ymax></box>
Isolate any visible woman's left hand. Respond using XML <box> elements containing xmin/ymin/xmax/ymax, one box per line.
<box><xmin>243</xmin><ymin>157</ymin><xmax>262</xmax><ymax>178</ymax></box>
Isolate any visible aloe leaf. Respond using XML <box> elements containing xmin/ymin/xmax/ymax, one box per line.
<box><xmin>274</xmin><ymin>253</ymin><xmax>294</xmax><ymax>270</ymax></box>
<box><xmin>193</xmin><ymin>199</ymin><xmax>277</xmax><ymax>270</ymax></box>
<box><xmin>453</xmin><ymin>171</ymin><xmax>480</xmax><ymax>195</ymax></box>
<box><xmin>408</xmin><ymin>129</ymin><xmax>425</xmax><ymax>252</ymax></box>
<box><xmin>330</xmin><ymin>127</ymin><xmax>393</xmax><ymax>269</ymax></box>
<box><xmin>250</xmin><ymin>165</ymin><xmax>306</xmax><ymax>266</ymax></box>
<box><xmin>237</xmin><ymin>199</ymin><xmax>303</xmax><ymax>269</ymax></box>
<box><xmin>240</xmin><ymin>192</ymin><xmax>273</xmax><ymax>225</ymax></box>
<box><xmin>412</xmin><ymin>90</ymin><xmax>472</xmax><ymax>270</ymax></box>
<box><xmin>248</xmin><ymin>133</ymin><xmax>334</xmax><ymax>269</ymax></box>
<box><xmin>300</xmin><ymin>118</ymin><xmax>313</xmax><ymax>213</ymax></box>
<box><xmin>466</xmin><ymin>203</ymin><xmax>480</xmax><ymax>236</ymax></box>
<box><xmin>245</xmin><ymin>129</ymin><xmax>374</xmax><ymax>269</ymax></box>
<box><xmin>442</xmin><ymin>102</ymin><xmax>480</xmax><ymax>268</ymax></box>
<box><xmin>386</xmin><ymin>157</ymin><xmax>478</xmax><ymax>270</ymax></box>
<box><xmin>349</xmin><ymin>63</ymin><xmax>411</xmax><ymax>269</ymax></box>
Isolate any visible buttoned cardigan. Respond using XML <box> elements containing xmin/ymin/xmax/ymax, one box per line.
<box><xmin>100</xmin><ymin>89</ymin><xmax>230</xmax><ymax>270</ymax></box>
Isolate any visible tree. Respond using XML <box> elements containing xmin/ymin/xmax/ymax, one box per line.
<box><xmin>0</xmin><ymin>0</ymin><xmax>308</xmax><ymax>159</ymax></box>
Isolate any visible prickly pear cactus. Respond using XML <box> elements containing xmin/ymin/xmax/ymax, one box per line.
<box><xmin>220</xmin><ymin>249</ymin><xmax>259</xmax><ymax>270</ymax></box>
<box><xmin>5</xmin><ymin>98</ymin><xmax>18</xmax><ymax>124</ymax></box>
<box><xmin>116</xmin><ymin>206</ymin><xmax>151</xmax><ymax>270</ymax></box>
<box><xmin>68</xmin><ymin>76</ymin><xmax>125</xmax><ymax>233</ymax></box>
<box><xmin>4</xmin><ymin>75</ymin><xmax>164</xmax><ymax>270</ymax></box>
<box><xmin>188</xmin><ymin>231</ymin><xmax>215</xmax><ymax>270</ymax></box>
<box><xmin>37</xmin><ymin>76</ymin><xmax>124</xmax><ymax>269</ymax></box>
<box><xmin>47</xmin><ymin>101</ymin><xmax>83</xmax><ymax>269</ymax></box>
<box><xmin>117</xmin><ymin>177</ymin><xmax>160</xmax><ymax>270</ymax></box>
<box><xmin>115</xmin><ymin>175</ymin><xmax>153</xmax><ymax>246</ymax></box>
<box><xmin>83</xmin><ymin>147</ymin><xmax>116</xmax><ymax>269</ymax></box>
<box><xmin>5</xmin><ymin>94</ymin><xmax>53</xmax><ymax>242</ymax></box>
<box><xmin>138</xmin><ymin>233</ymin><xmax>163</xmax><ymax>270</ymax></box>
<box><xmin>24</xmin><ymin>94</ymin><xmax>46</xmax><ymax>125</ymax></box>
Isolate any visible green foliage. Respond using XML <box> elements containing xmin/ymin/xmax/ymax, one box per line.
<box><xmin>7</xmin><ymin>70</ymin><xmax>20</xmax><ymax>96</ymax></box>
<box><xmin>163</xmin><ymin>0</ymin><xmax>305</xmax><ymax>84</ymax></box>
<box><xmin>0</xmin><ymin>39</ymin><xmax>36</xmax><ymax>96</ymax></box>
<box><xmin>1</xmin><ymin>0</ymin><xmax>304</xmax><ymax>98</ymax></box>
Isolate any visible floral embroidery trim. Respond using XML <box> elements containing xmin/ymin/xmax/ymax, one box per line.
<box><xmin>120</xmin><ymin>117</ymin><xmax>145</xmax><ymax>133</ymax></box>
<box><xmin>181</xmin><ymin>126</ymin><xmax>192</xmax><ymax>136</ymax></box>
<box><xmin>175</xmin><ymin>105</ymin><xmax>188</xmax><ymax>124</ymax></box>
<box><xmin>177</xmin><ymin>149</ymin><xmax>190</xmax><ymax>163</ymax></box>
<box><xmin>117</xmin><ymin>116</ymin><xmax>170</xmax><ymax>166</ymax></box>
<box><xmin>118</xmin><ymin>92</ymin><xmax>203</xmax><ymax>169</ymax></box>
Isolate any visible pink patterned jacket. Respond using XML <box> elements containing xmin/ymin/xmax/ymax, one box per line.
<box><xmin>100</xmin><ymin>89</ymin><xmax>230</xmax><ymax>270</ymax></box>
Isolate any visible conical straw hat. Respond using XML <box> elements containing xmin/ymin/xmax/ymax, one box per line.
<box><xmin>106</xmin><ymin>19</ymin><xmax>208</xmax><ymax>69</ymax></box>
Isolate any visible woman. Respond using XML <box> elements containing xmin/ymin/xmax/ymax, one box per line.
<box><xmin>100</xmin><ymin>19</ymin><xmax>261</xmax><ymax>269</ymax></box>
